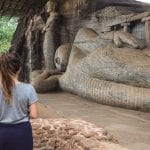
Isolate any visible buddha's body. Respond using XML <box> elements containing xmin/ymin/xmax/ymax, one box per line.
<box><xmin>32</xmin><ymin>28</ymin><xmax>150</xmax><ymax>111</ymax></box>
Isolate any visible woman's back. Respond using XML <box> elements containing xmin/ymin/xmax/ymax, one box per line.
<box><xmin>0</xmin><ymin>51</ymin><xmax>38</xmax><ymax>150</ymax></box>
<box><xmin>0</xmin><ymin>82</ymin><xmax>37</xmax><ymax>124</ymax></box>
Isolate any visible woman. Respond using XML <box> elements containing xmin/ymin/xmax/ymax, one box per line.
<box><xmin>0</xmin><ymin>52</ymin><xmax>38</xmax><ymax>150</ymax></box>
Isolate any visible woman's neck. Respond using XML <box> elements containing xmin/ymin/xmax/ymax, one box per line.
<box><xmin>12</xmin><ymin>76</ymin><xmax>20</xmax><ymax>85</ymax></box>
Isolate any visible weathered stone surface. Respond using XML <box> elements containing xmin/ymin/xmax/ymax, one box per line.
<box><xmin>31</xmin><ymin>118</ymin><xmax>129</xmax><ymax>150</ymax></box>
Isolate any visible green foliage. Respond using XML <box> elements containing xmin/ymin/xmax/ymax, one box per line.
<box><xmin>0</xmin><ymin>17</ymin><xmax>18</xmax><ymax>53</ymax></box>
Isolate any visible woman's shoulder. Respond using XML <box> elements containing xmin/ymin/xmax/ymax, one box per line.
<box><xmin>15</xmin><ymin>82</ymin><xmax>34</xmax><ymax>89</ymax></box>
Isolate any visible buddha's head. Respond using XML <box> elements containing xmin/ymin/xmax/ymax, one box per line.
<box><xmin>54</xmin><ymin>44</ymin><xmax>71</xmax><ymax>72</ymax></box>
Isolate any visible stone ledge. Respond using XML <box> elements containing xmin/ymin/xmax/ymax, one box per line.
<box><xmin>31</xmin><ymin>118</ymin><xmax>130</xmax><ymax>150</ymax></box>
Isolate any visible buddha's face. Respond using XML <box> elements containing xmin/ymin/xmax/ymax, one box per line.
<box><xmin>54</xmin><ymin>44</ymin><xmax>71</xmax><ymax>72</ymax></box>
<box><xmin>45</xmin><ymin>1</ymin><xmax>56</xmax><ymax>13</ymax></box>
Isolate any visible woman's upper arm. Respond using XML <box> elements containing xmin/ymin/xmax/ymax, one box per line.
<box><xmin>29</xmin><ymin>102</ymin><xmax>38</xmax><ymax>119</ymax></box>
<box><xmin>28</xmin><ymin>85</ymin><xmax>38</xmax><ymax>119</ymax></box>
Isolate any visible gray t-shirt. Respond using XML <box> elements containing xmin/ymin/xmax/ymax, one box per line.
<box><xmin>0</xmin><ymin>82</ymin><xmax>38</xmax><ymax>124</ymax></box>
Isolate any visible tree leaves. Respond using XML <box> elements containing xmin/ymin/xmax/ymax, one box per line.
<box><xmin>0</xmin><ymin>17</ymin><xmax>18</xmax><ymax>52</ymax></box>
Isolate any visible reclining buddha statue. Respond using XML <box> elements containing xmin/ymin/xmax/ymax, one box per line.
<box><xmin>31</xmin><ymin>27</ymin><xmax>150</xmax><ymax>112</ymax></box>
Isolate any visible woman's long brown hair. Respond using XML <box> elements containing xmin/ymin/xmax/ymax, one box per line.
<box><xmin>0</xmin><ymin>52</ymin><xmax>21</xmax><ymax>104</ymax></box>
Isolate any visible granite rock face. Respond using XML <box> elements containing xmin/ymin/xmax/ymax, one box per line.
<box><xmin>11</xmin><ymin>0</ymin><xmax>150</xmax><ymax>73</ymax></box>
<box><xmin>10</xmin><ymin>0</ymin><xmax>150</xmax><ymax>111</ymax></box>
<box><xmin>58</xmin><ymin>0</ymin><xmax>149</xmax><ymax>44</ymax></box>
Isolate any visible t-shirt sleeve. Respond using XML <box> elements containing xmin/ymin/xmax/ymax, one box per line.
<box><xmin>28</xmin><ymin>84</ymin><xmax>38</xmax><ymax>105</ymax></box>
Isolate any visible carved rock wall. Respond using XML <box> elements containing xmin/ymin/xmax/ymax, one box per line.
<box><xmin>10</xmin><ymin>0</ymin><xmax>150</xmax><ymax>81</ymax></box>
<box><xmin>58</xmin><ymin>0</ymin><xmax>148</xmax><ymax>45</ymax></box>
